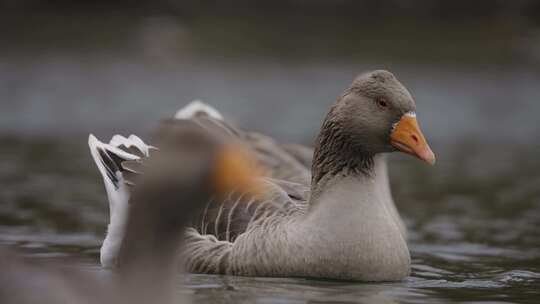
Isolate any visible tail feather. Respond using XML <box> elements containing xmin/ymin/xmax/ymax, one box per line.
<box><xmin>109</xmin><ymin>134</ymin><xmax>155</xmax><ymax>157</ymax></box>
<box><xmin>88</xmin><ymin>133</ymin><xmax>152</xmax><ymax>268</ymax></box>
<box><xmin>89</xmin><ymin>134</ymin><xmax>141</xmax><ymax>189</ymax></box>
<box><xmin>174</xmin><ymin>100</ymin><xmax>224</xmax><ymax>120</ymax></box>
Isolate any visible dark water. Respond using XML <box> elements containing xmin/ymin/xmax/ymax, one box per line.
<box><xmin>1</xmin><ymin>39</ymin><xmax>540</xmax><ymax>302</ymax></box>
<box><xmin>1</xmin><ymin>113</ymin><xmax>540</xmax><ymax>303</ymax></box>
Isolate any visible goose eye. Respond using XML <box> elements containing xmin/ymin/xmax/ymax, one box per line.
<box><xmin>376</xmin><ymin>98</ymin><xmax>388</xmax><ymax>108</ymax></box>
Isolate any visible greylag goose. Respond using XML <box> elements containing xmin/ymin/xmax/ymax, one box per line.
<box><xmin>90</xmin><ymin>70</ymin><xmax>435</xmax><ymax>282</ymax></box>
<box><xmin>0</xmin><ymin>125</ymin><xmax>257</xmax><ymax>304</ymax></box>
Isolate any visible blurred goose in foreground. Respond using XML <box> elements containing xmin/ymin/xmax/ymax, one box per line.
<box><xmin>0</xmin><ymin>125</ymin><xmax>257</xmax><ymax>304</ymax></box>
<box><xmin>90</xmin><ymin>70</ymin><xmax>435</xmax><ymax>281</ymax></box>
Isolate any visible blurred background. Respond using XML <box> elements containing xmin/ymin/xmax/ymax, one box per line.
<box><xmin>1</xmin><ymin>1</ymin><xmax>540</xmax><ymax>303</ymax></box>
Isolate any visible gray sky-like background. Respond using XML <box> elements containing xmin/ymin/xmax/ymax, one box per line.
<box><xmin>1</xmin><ymin>1</ymin><xmax>540</xmax><ymax>148</ymax></box>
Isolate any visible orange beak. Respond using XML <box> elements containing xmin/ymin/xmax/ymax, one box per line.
<box><xmin>390</xmin><ymin>112</ymin><xmax>436</xmax><ymax>165</ymax></box>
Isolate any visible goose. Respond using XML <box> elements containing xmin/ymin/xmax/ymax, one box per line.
<box><xmin>90</xmin><ymin>70</ymin><xmax>435</xmax><ymax>282</ymax></box>
<box><xmin>0</xmin><ymin>124</ymin><xmax>258</xmax><ymax>304</ymax></box>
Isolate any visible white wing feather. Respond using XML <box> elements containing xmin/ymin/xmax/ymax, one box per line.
<box><xmin>174</xmin><ymin>100</ymin><xmax>224</xmax><ymax>120</ymax></box>
<box><xmin>88</xmin><ymin>133</ymin><xmax>151</xmax><ymax>268</ymax></box>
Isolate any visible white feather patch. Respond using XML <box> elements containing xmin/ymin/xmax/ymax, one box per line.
<box><xmin>108</xmin><ymin>134</ymin><xmax>155</xmax><ymax>157</ymax></box>
<box><xmin>404</xmin><ymin>111</ymin><xmax>416</xmax><ymax>117</ymax></box>
<box><xmin>89</xmin><ymin>133</ymin><xmax>146</xmax><ymax>268</ymax></box>
<box><xmin>174</xmin><ymin>100</ymin><xmax>224</xmax><ymax>120</ymax></box>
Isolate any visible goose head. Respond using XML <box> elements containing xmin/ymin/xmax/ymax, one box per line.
<box><xmin>331</xmin><ymin>70</ymin><xmax>434</xmax><ymax>162</ymax></box>
<box><xmin>313</xmin><ymin>70</ymin><xmax>435</xmax><ymax>182</ymax></box>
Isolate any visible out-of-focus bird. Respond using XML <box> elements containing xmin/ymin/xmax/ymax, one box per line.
<box><xmin>0</xmin><ymin>122</ymin><xmax>260</xmax><ymax>303</ymax></box>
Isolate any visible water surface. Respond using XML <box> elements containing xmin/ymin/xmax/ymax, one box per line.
<box><xmin>1</xmin><ymin>134</ymin><xmax>539</xmax><ymax>303</ymax></box>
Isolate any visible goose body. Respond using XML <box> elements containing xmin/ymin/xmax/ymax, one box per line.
<box><xmin>90</xmin><ymin>70</ymin><xmax>435</xmax><ymax>281</ymax></box>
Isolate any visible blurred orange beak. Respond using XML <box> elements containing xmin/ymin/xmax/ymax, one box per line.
<box><xmin>390</xmin><ymin>112</ymin><xmax>436</xmax><ymax>165</ymax></box>
<box><xmin>213</xmin><ymin>145</ymin><xmax>265</xmax><ymax>196</ymax></box>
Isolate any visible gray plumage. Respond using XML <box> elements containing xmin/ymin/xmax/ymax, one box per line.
<box><xmin>91</xmin><ymin>70</ymin><xmax>426</xmax><ymax>282</ymax></box>
<box><xmin>179</xmin><ymin>70</ymin><xmax>414</xmax><ymax>281</ymax></box>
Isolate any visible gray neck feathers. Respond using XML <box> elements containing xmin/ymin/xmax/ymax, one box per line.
<box><xmin>311</xmin><ymin>108</ymin><xmax>374</xmax><ymax>188</ymax></box>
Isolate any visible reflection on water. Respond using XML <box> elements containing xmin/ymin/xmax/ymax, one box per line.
<box><xmin>1</xmin><ymin>134</ymin><xmax>539</xmax><ymax>303</ymax></box>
